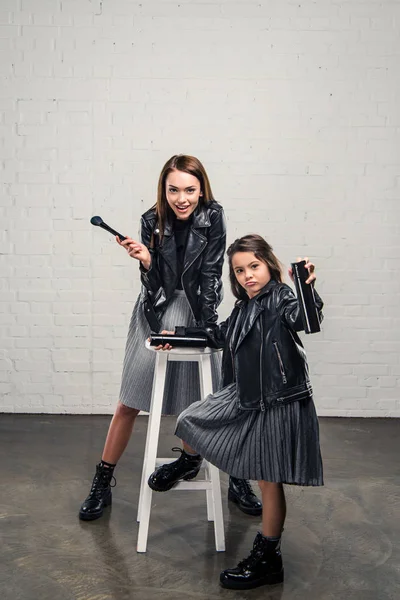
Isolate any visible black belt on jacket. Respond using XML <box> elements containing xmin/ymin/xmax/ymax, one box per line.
<box><xmin>143</xmin><ymin>296</ymin><xmax>162</xmax><ymax>333</ymax></box>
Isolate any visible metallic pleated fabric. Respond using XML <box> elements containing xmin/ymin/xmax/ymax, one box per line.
<box><xmin>119</xmin><ymin>290</ymin><xmax>222</xmax><ymax>415</ymax></box>
<box><xmin>175</xmin><ymin>382</ymin><xmax>324</xmax><ymax>485</ymax></box>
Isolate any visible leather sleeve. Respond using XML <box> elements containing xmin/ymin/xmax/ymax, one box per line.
<box><xmin>175</xmin><ymin>316</ymin><xmax>231</xmax><ymax>349</ymax></box>
<box><xmin>139</xmin><ymin>216</ymin><xmax>164</xmax><ymax>297</ymax></box>
<box><xmin>197</xmin><ymin>207</ymin><xmax>227</xmax><ymax>327</ymax></box>
<box><xmin>276</xmin><ymin>283</ymin><xmax>324</xmax><ymax>332</ymax></box>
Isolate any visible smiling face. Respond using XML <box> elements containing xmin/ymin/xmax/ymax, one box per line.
<box><xmin>231</xmin><ymin>251</ymin><xmax>271</xmax><ymax>299</ymax></box>
<box><xmin>165</xmin><ymin>169</ymin><xmax>202</xmax><ymax>220</ymax></box>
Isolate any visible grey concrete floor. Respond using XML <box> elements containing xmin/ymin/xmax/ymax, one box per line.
<box><xmin>0</xmin><ymin>414</ymin><xmax>399</xmax><ymax>600</ymax></box>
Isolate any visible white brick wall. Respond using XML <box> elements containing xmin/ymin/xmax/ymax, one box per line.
<box><xmin>1</xmin><ymin>0</ymin><xmax>399</xmax><ymax>416</ymax></box>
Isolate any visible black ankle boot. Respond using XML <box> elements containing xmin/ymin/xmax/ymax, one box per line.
<box><xmin>79</xmin><ymin>463</ymin><xmax>116</xmax><ymax>521</ymax></box>
<box><xmin>220</xmin><ymin>532</ymin><xmax>284</xmax><ymax>590</ymax></box>
<box><xmin>148</xmin><ymin>447</ymin><xmax>203</xmax><ymax>492</ymax></box>
<box><xmin>228</xmin><ymin>477</ymin><xmax>262</xmax><ymax>516</ymax></box>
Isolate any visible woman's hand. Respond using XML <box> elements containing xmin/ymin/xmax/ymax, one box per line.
<box><xmin>153</xmin><ymin>330</ymin><xmax>175</xmax><ymax>351</ymax></box>
<box><xmin>116</xmin><ymin>236</ymin><xmax>151</xmax><ymax>270</ymax></box>
<box><xmin>288</xmin><ymin>257</ymin><xmax>316</xmax><ymax>285</ymax></box>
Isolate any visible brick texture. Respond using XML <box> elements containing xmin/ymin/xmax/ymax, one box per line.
<box><xmin>1</xmin><ymin>1</ymin><xmax>399</xmax><ymax>416</ymax></box>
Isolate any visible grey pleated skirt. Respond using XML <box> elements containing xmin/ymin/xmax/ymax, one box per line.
<box><xmin>119</xmin><ymin>289</ymin><xmax>221</xmax><ymax>415</ymax></box>
<box><xmin>175</xmin><ymin>382</ymin><xmax>324</xmax><ymax>486</ymax></box>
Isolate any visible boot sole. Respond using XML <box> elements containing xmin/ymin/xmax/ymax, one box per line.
<box><xmin>147</xmin><ymin>468</ymin><xmax>201</xmax><ymax>492</ymax></box>
<box><xmin>78</xmin><ymin>493</ymin><xmax>112</xmax><ymax>521</ymax></box>
<box><xmin>220</xmin><ymin>569</ymin><xmax>284</xmax><ymax>590</ymax></box>
<box><xmin>228</xmin><ymin>490</ymin><xmax>262</xmax><ymax>516</ymax></box>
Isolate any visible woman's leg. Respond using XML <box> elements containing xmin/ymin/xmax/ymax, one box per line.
<box><xmin>102</xmin><ymin>402</ymin><xmax>140</xmax><ymax>464</ymax></box>
<box><xmin>79</xmin><ymin>401</ymin><xmax>140</xmax><ymax>521</ymax></box>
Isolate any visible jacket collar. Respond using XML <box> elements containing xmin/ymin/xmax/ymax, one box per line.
<box><xmin>234</xmin><ymin>279</ymin><xmax>279</xmax><ymax>351</ymax></box>
<box><xmin>253</xmin><ymin>278</ymin><xmax>279</xmax><ymax>302</ymax></box>
<box><xmin>163</xmin><ymin>204</ymin><xmax>211</xmax><ymax>237</ymax></box>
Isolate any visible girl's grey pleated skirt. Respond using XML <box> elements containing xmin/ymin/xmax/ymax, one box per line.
<box><xmin>175</xmin><ymin>382</ymin><xmax>324</xmax><ymax>486</ymax></box>
<box><xmin>119</xmin><ymin>289</ymin><xmax>221</xmax><ymax>415</ymax></box>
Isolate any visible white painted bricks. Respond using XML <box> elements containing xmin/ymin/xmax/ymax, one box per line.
<box><xmin>1</xmin><ymin>1</ymin><xmax>399</xmax><ymax>416</ymax></box>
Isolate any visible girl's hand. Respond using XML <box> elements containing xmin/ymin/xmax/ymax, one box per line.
<box><xmin>116</xmin><ymin>236</ymin><xmax>151</xmax><ymax>269</ymax></box>
<box><xmin>288</xmin><ymin>257</ymin><xmax>316</xmax><ymax>285</ymax></box>
<box><xmin>153</xmin><ymin>330</ymin><xmax>175</xmax><ymax>351</ymax></box>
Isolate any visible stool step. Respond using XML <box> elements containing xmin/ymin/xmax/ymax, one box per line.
<box><xmin>170</xmin><ymin>480</ymin><xmax>213</xmax><ymax>491</ymax></box>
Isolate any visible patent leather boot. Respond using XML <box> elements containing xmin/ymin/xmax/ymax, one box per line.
<box><xmin>220</xmin><ymin>532</ymin><xmax>284</xmax><ymax>590</ymax></box>
<box><xmin>148</xmin><ymin>447</ymin><xmax>203</xmax><ymax>492</ymax></box>
<box><xmin>79</xmin><ymin>463</ymin><xmax>116</xmax><ymax>521</ymax></box>
<box><xmin>228</xmin><ymin>476</ymin><xmax>263</xmax><ymax>516</ymax></box>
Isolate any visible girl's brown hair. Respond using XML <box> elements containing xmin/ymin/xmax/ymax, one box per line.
<box><xmin>155</xmin><ymin>155</ymin><xmax>214</xmax><ymax>239</ymax></box>
<box><xmin>227</xmin><ymin>234</ymin><xmax>283</xmax><ymax>301</ymax></box>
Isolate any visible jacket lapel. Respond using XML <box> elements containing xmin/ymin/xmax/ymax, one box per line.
<box><xmin>234</xmin><ymin>280</ymin><xmax>279</xmax><ymax>351</ymax></box>
<box><xmin>235</xmin><ymin>304</ymin><xmax>264</xmax><ymax>352</ymax></box>
<box><xmin>182</xmin><ymin>206</ymin><xmax>210</xmax><ymax>274</ymax></box>
<box><xmin>159</xmin><ymin>220</ymin><xmax>177</xmax><ymax>275</ymax></box>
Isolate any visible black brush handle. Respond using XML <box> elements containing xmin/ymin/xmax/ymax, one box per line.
<box><xmin>149</xmin><ymin>334</ymin><xmax>208</xmax><ymax>348</ymax></box>
<box><xmin>99</xmin><ymin>221</ymin><xmax>127</xmax><ymax>241</ymax></box>
<box><xmin>90</xmin><ymin>216</ymin><xmax>127</xmax><ymax>241</ymax></box>
<box><xmin>291</xmin><ymin>260</ymin><xmax>321</xmax><ymax>334</ymax></box>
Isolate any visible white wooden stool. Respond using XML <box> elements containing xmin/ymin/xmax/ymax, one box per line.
<box><xmin>136</xmin><ymin>341</ymin><xmax>225</xmax><ymax>553</ymax></box>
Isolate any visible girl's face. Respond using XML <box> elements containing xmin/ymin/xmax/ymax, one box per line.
<box><xmin>232</xmin><ymin>252</ymin><xmax>271</xmax><ymax>299</ymax></box>
<box><xmin>165</xmin><ymin>169</ymin><xmax>202</xmax><ymax>220</ymax></box>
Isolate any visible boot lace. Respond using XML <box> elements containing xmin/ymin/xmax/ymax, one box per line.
<box><xmin>163</xmin><ymin>447</ymin><xmax>186</xmax><ymax>474</ymax></box>
<box><xmin>237</xmin><ymin>539</ymin><xmax>265</xmax><ymax>569</ymax></box>
<box><xmin>171</xmin><ymin>447</ymin><xmax>184</xmax><ymax>456</ymax></box>
<box><xmin>237</xmin><ymin>478</ymin><xmax>258</xmax><ymax>499</ymax></box>
<box><xmin>90</xmin><ymin>470</ymin><xmax>116</xmax><ymax>498</ymax></box>
<box><xmin>158</xmin><ymin>447</ymin><xmax>200</xmax><ymax>476</ymax></box>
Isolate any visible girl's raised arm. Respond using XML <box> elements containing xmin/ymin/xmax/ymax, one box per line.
<box><xmin>277</xmin><ymin>284</ymin><xmax>323</xmax><ymax>332</ymax></box>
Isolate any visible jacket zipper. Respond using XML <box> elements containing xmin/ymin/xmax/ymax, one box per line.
<box><xmin>259</xmin><ymin>319</ymin><xmax>265</xmax><ymax>411</ymax></box>
<box><xmin>181</xmin><ymin>234</ymin><xmax>207</xmax><ymax>322</ymax></box>
<box><xmin>277</xmin><ymin>386</ymin><xmax>312</xmax><ymax>403</ymax></box>
<box><xmin>273</xmin><ymin>341</ymin><xmax>287</xmax><ymax>384</ymax></box>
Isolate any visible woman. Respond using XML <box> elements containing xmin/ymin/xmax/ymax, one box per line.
<box><xmin>79</xmin><ymin>155</ymin><xmax>261</xmax><ymax>521</ymax></box>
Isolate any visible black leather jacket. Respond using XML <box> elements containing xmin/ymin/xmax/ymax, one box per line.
<box><xmin>181</xmin><ymin>279</ymin><xmax>323</xmax><ymax>411</ymax></box>
<box><xmin>140</xmin><ymin>201</ymin><xmax>226</xmax><ymax>332</ymax></box>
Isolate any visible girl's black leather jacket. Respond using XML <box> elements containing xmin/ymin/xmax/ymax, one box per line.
<box><xmin>140</xmin><ymin>201</ymin><xmax>226</xmax><ymax>331</ymax></box>
<box><xmin>179</xmin><ymin>278</ymin><xmax>324</xmax><ymax>411</ymax></box>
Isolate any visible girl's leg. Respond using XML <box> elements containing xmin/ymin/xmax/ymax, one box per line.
<box><xmin>220</xmin><ymin>480</ymin><xmax>285</xmax><ymax>590</ymax></box>
<box><xmin>181</xmin><ymin>441</ymin><xmax>198</xmax><ymax>455</ymax></box>
<box><xmin>258</xmin><ymin>481</ymin><xmax>286</xmax><ymax>537</ymax></box>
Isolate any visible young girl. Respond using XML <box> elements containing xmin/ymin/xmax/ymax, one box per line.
<box><xmin>79</xmin><ymin>156</ymin><xmax>261</xmax><ymax>521</ymax></box>
<box><xmin>172</xmin><ymin>234</ymin><xmax>324</xmax><ymax>590</ymax></box>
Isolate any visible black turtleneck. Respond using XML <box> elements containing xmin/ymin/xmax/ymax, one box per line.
<box><xmin>174</xmin><ymin>216</ymin><xmax>192</xmax><ymax>290</ymax></box>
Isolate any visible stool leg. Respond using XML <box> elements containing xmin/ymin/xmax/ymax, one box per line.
<box><xmin>209</xmin><ymin>463</ymin><xmax>225</xmax><ymax>552</ymax></box>
<box><xmin>197</xmin><ymin>355</ymin><xmax>214</xmax><ymax>520</ymax></box>
<box><xmin>198</xmin><ymin>356</ymin><xmax>214</xmax><ymax>519</ymax></box>
<box><xmin>199</xmin><ymin>353</ymin><xmax>213</xmax><ymax>398</ymax></box>
<box><xmin>204</xmin><ymin>460</ymin><xmax>214</xmax><ymax>522</ymax></box>
<box><xmin>199</xmin><ymin>354</ymin><xmax>225</xmax><ymax>552</ymax></box>
<box><xmin>137</xmin><ymin>352</ymin><xmax>168</xmax><ymax>553</ymax></box>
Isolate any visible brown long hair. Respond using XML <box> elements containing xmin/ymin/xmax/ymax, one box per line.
<box><xmin>227</xmin><ymin>234</ymin><xmax>284</xmax><ymax>301</ymax></box>
<box><xmin>155</xmin><ymin>155</ymin><xmax>214</xmax><ymax>239</ymax></box>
